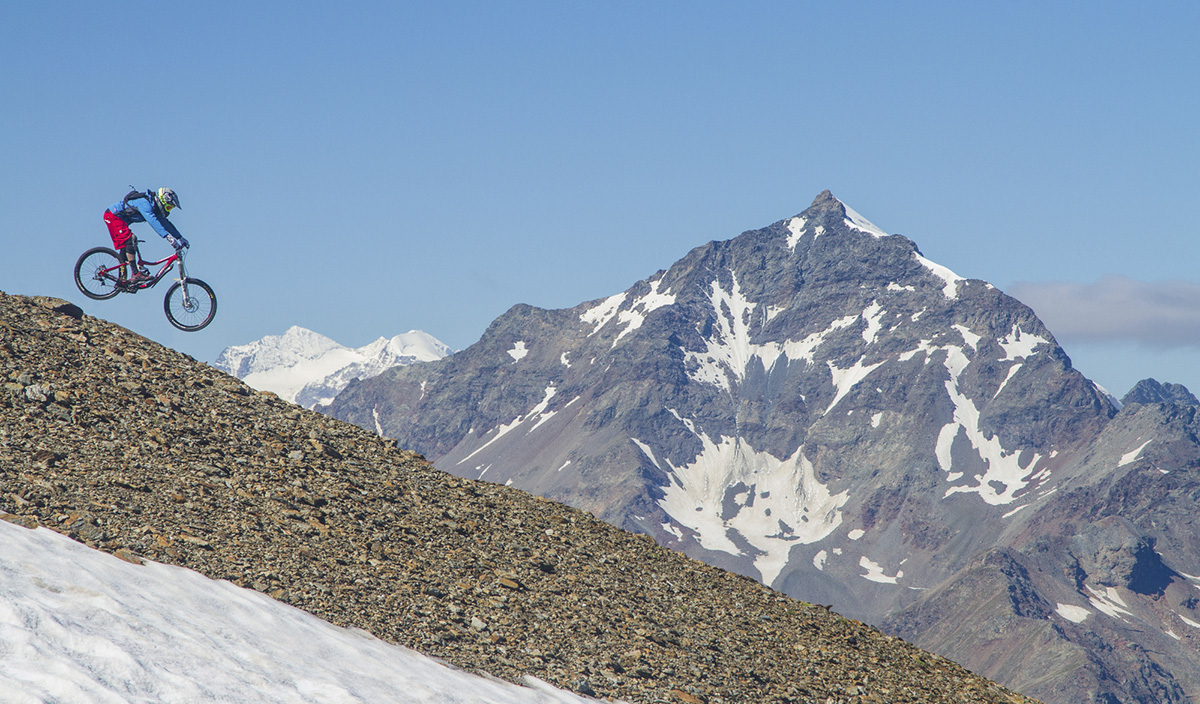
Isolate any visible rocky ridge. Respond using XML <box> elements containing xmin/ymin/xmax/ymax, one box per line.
<box><xmin>0</xmin><ymin>291</ymin><xmax>1036</xmax><ymax>703</ymax></box>
<box><xmin>1122</xmin><ymin>378</ymin><xmax>1200</xmax><ymax>407</ymax></box>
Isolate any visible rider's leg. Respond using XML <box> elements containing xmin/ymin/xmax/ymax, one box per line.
<box><xmin>124</xmin><ymin>242</ymin><xmax>147</xmax><ymax>282</ymax></box>
<box><xmin>103</xmin><ymin>211</ymin><xmax>134</xmax><ymax>281</ymax></box>
<box><xmin>124</xmin><ymin>243</ymin><xmax>139</xmax><ymax>271</ymax></box>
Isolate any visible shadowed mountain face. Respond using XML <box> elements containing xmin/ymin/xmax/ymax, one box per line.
<box><xmin>328</xmin><ymin>192</ymin><xmax>1200</xmax><ymax>704</ymax></box>
<box><xmin>1122</xmin><ymin>378</ymin><xmax>1200</xmax><ymax>407</ymax></box>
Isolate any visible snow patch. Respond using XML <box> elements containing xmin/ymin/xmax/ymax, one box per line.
<box><xmin>579</xmin><ymin>293</ymin><xmax>626</xmax><ymax>336</ymax></box>
<box><xmin>765</xmin><ymin>304</ymin><xmax>788</xmax><ymax>325</ymax></box>
<box><xmin>1119</xmin><ymin>439</ymin><xmax>1152</xmax><ymax>467</ymax></box>
<box><xmin>905</xmin><ymin>342</ymin><xmax>1042</xmax><ymax>505</ymax></box>
<box><xmin>914</xmin><ymin>253</ymin><xmax>964</xmax><ymax>299</ymax></box>
<box><xmin>1086</xmin><ymin>585</ymin><xmax>1133</xmax><ymax>620</ymax></box>
<box><xmin>683</xmin><ymin>272</ymin><xmax>858</xmax><ymax>394</ymax></box>
<box><xmin>657</xmin><ymin>414</ymin><xmax>848</xmax><ymax>587</ymax></box>
<box><xmin>952</xmin><ymin>325</ymin><xmax>980</xmax><ymax>351</ymax></box>
<box><xmin>813</xmin><ymin>550</ymin><xmax>828</xmax><ymax>571</ymax></box>
<box><xmin>786</xmin><ymin>217</ymin><xmax>807</xmax><ymax>250</ymax></box>
<box><xmin>992</xmin><ymin>326</ymin><xmax>1048</xmax><ymax>398</ymax></box>
<box><xmin>859</xmin><ymin>556</ymin><xmax>902</xmax><ymax>584</ymax></box>
<box><xmin>993</xmin><ymin>366</ymin><xmax>1022</xmax><ymax>399</ymax></box>
<box><xmin>1094</xmin><ymin>381</ymin><xmax>1123</xmax><ymax>409</ymax></box>
<box><xmin>631</xmin><ymin>438</ymin><xmax>661</xmax><ymax>470</ymax></box>
<box><xmin>614</xmin><ymin>278</ymin><xmax>676</xmax><ymax>345</ymax></box>
<box><xmin>1002</xmin><ymin>504</ymin><xmax>1029</xmax><ymax>519</ymax></box>
<box><xmin>578</xmin><ymin>279</ymin><xmax>676</xmax><ymax>346</ymax></box>
<box><xmin>861</xmin><ymin>302</ymin><xmax>885</xmax><ymax>344</ymax></box>
<box><xmin>1000</xmin><ymin>326</ymin><xmax>1048</xmax><ymax>361</ymax></box>
<box><xmin>0</xmin><ymin>522</ymin><xmax>598</xmax><ymax>704</ymax></box>
<box><xmin>507</xmin><ymin>341</ymin><xmax>529</xmax><ymax>362</ymax></box>
<box><xmin>458</xmin><ymin>386</ymin><xmax>558</xmax><ymax>464</ymax></box>
<box><xmin>1055</xmin><ymin>603</ymin><xmax>1091</xmax><ymax>624</ymax></box>
<box><xmin>847</xmin><ymin>529</ymin><xmax>865</xmax><ymax>540</ymax></box>
<box><xmin>825</xmin><ymin>358</ymin><xmax>885</xmax><ymax>414</ymax></box>
<box><xmin>842</xmin><ymin>203</ymin><xmax>889</xmax><ymax>238</ymax></box>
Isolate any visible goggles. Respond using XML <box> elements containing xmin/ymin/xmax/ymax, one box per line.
<box><xmin>157</xmin><ymin>188</ymin><xmax>180</xmax><ymax>213</ymax></box>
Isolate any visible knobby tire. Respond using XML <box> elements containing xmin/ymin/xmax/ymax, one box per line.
<box><xmin>74</xmin><ymin>247</ymin><xmax>124</xmax><ymax>300</ymax></box>
<box><xmin>163</xmin><ymin>278</ymin><xmax>217</xmax><ymax>331</ymax></box>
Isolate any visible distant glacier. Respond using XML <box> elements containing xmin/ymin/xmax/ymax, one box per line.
<box><xmin>214</xmin><ymin>326</ymin><xmax>452</xmax><ymax>408</ymax></box>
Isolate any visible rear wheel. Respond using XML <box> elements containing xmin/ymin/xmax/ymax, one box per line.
<box><xmin>163</xmin><ymin>278</ymin><xmax>217</xmax><ymax>331</ymax></box>
<box><xmin>74</xmin><ymin>247</ymin><xmax>124</xmax><ymax>300</ymax></box>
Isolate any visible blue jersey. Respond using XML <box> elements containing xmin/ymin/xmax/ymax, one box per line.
<box><xmin>107</xmin><ymin>192</ymin><xmax>183</xmax><ymax>241</ymax></box>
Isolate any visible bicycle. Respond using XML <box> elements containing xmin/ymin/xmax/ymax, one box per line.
<box><xmin>73</xmin><ymin>239</ymin><xmax>218</xmax><ymax>332</ymax></box>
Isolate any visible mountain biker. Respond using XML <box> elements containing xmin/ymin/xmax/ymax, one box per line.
<box><xmin>103</xmin><ymin>187</ymin><xmax>189</xmax><ymax>285</ymax></box>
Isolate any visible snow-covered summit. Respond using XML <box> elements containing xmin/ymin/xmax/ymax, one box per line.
<box><xmin>214</xmin><ymin>326</ymin><xmax>452</xmax><ymax>409</ymax></box>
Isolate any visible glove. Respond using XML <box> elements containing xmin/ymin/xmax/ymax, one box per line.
<box><xmin>177</xmin><ymin>237</ymin><xmax>190</xmax><ymax>249</ymax></box>
<box><xmin>166</xmin><ymin>235</ymin><xmax>178</xmax><ymax>248</ymax></box>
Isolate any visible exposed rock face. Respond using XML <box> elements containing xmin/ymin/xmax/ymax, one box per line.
<box><xmin>0</xmin><ymin>291</ymin><xmax>1037</xmax><ymax>703</ymax></box>
<box><xmin>1123</xmin><ymin>378</ymin><xmax>1200</xmax><ymax>407</ymax></box>
<box><xmin>327</xmin><ymin>193</ymin><xmax>1200</xmax><ymax>704</ymax></box>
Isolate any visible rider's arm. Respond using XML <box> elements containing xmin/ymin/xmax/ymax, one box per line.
<box><xmin>133</xmin><ymin>199</ymin><xmax>184</xmax><ymax>240</ymax></box>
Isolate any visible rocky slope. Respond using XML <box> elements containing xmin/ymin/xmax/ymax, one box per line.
<box><xmin>0</xmin><ymin>291</ymin><xmax>1036</xmax><ymax>704</ymax></box>
<box><xmin>325</xmin><ymin>192</ymin><xmax>1200</xmax><ymax>704</ymax></box>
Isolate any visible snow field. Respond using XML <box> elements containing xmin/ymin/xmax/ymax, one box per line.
<box><xmin>0</xmin><ymin>520</ymin><xmax>600</xmax><ymax>704</ymax></box>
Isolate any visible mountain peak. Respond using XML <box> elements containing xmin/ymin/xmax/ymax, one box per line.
<box><xmin>1121</xmin><ymin>378</ymin><xmax>1200</xmax><ymax>406</ymax></box>
<box><xmin>810</xmin><ymin>189</ymin><xmax>840</xmax><ymax>209</ymax></box>
<box><xmin>794</xmin><ymin>191</ymin><xmax>890</xmax><ymax>240</ymax></box>
<box><xmin>326</xmin><ymin>197</ymin><xmax>1200</xmax><ymax>704</ymax></box>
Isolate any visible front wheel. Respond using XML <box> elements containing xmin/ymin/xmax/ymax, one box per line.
<box><xmin>163</xmin><ymin>278</ymin><xmax>217</xmax><ymax>331</ymax></box>
<box><xmin>74</xmin><ymin>247</ymin><xmax>124</xmax><ymax>300</ymax></box>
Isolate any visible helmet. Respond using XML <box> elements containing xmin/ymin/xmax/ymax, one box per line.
<box><xmin>157</xmin><ymin>187</ymin><xmax>181</xmax><ymax>213</ymax></box>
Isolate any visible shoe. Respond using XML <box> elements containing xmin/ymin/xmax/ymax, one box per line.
<box><xmin>118</xmin><ymin>273</ymin><xmax>148</xmax><ymax>292</ymax></box>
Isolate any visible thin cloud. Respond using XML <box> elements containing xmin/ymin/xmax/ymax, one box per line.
<box><xmin>1007</xmin><ymin>277</ymin><xmax>1200</xmax><ymax>347</ymax></box>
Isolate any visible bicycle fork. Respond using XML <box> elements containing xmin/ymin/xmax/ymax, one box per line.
<box><xmin>175</xmin><ymin>257</ymin><xmax>195</xmax><ymax>309</ymax></box>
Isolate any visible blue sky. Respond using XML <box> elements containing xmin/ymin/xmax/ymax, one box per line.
<box><xmin>3</xmin><ymin>2</ymin><xmax>1198</xmax><ymax>397</ymax></box>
